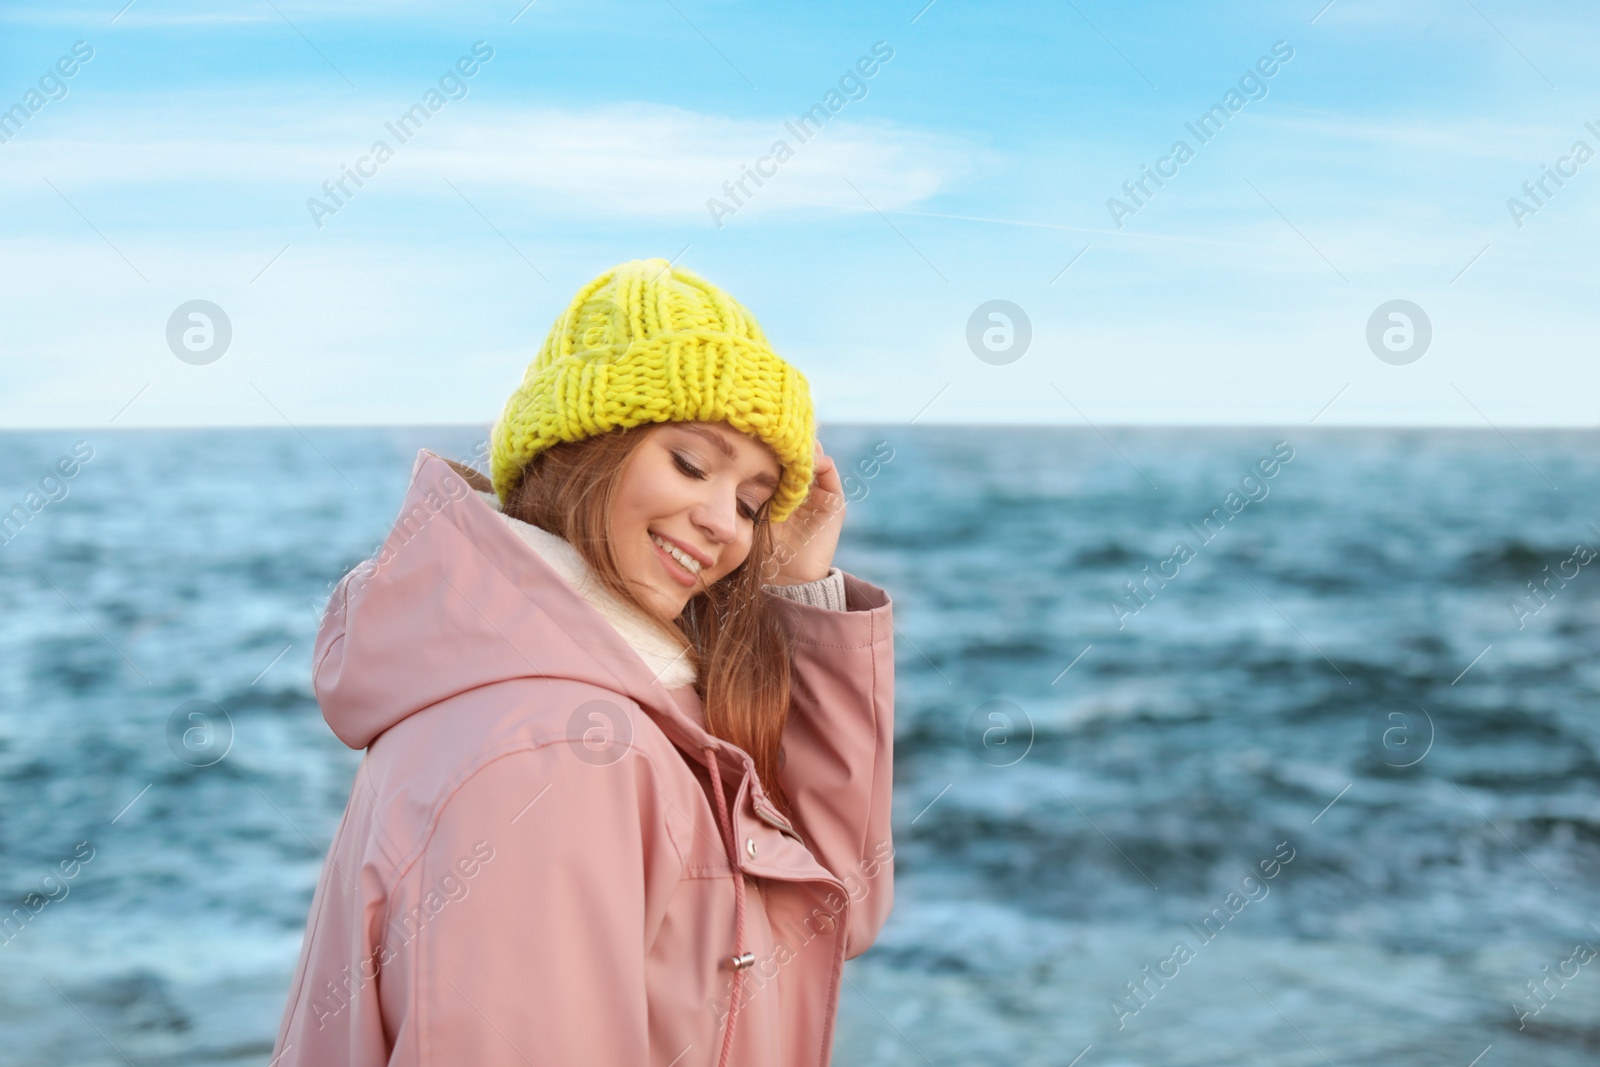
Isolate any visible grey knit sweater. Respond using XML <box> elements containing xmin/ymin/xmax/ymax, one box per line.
<box><xmin>763</xmin><ymin>566</ymin><xmax>848</xmax><ymax>612</ymax></box>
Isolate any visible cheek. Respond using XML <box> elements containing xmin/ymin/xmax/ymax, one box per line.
<box><xmin>606</xmin><ymin>509</ymin><xmax>649</xmax><ymax>572</ymax></box>
<box><xmin>720</xmin><ymin>534</ymin><xmax>755</xmax><ymax>579</ymax></box>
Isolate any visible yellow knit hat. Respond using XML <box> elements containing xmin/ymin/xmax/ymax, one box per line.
<box><xmin>489</xmin><ymin>258</ymin><xmax>816</xmax><ymax>523</ymax></box>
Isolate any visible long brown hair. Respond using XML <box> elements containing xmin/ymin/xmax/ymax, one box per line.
<box><xmin>480</xmin><ymin>423</ymin><xmax>798</xmax><ymax>823</ymax></box>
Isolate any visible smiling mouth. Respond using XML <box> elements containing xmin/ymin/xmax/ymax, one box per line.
<box><xmin>649</xmin><ymin>532</ymin><xmax>703</xmax><ymax>587</ymax></box>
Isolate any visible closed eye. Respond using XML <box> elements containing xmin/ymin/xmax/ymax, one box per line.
<box><xmin>672</xmin><ymin>452</ymin><xmax>705</xmax><ymax>480</ymax></box>
<box><xmin>673</xmin><ymin>452</ymin><xmax>762</xmax><ymax>522</ymax></box>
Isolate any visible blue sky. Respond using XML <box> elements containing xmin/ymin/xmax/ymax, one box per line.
<box><xmin>1</xmin><ymin>0</ymin><xmax>1597</xmax><ymax>428</ymax></box>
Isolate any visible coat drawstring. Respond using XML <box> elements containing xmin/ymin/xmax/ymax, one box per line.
<box><xmin>703</xmin><ymin>745</ymin><xmax>747</xmax><ymax>1067</ymax></box>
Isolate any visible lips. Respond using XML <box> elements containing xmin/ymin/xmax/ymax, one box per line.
<box><xmin>649</xmin><ymin>529</ymin><xmax>713</xmax><ymax>569</ymax></box>
<box><xmin>649</xmin><ymin>534</ymin><xmax>701</xmax><ymax>588</ymax></box>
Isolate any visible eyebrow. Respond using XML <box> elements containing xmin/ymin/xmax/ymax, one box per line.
<box><xmin>677</xmin><ymin>425</ymin><xmax>780</xmax><ymax>490</ymax></box>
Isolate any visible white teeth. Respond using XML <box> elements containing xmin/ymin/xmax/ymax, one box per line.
<box><xmin>651</xmin><ymin>533</ymin><xmax>703</xmax><ymax>574</ymax></box>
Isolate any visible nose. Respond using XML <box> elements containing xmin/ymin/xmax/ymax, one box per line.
<box><xmin>691</xmin><ymin>482</ymin><xmax>740</xmax><ymax>546</ymax></box>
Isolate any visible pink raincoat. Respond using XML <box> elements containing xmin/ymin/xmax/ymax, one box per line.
<box><xmin>270</xmin><ymin>448</ymin><xmax>896</xmax><ymax>1066</ymax></box>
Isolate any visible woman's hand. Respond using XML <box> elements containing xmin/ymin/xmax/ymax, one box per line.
<box><xmin>768</xmin><ymin>438</ymin><xmax>845</xmax><ymax>585</ymax></box>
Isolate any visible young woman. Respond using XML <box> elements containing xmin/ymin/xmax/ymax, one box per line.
<box><xmin>271</xmin><ymin>258</ymin><xmax>896</xmax><ymax>1066</ymax></box>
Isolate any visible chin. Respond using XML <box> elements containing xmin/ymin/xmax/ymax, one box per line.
<box><xmin>641</xmin><ymin>584</ymin><xmax>687</xmax><ymax>624</ymax></box>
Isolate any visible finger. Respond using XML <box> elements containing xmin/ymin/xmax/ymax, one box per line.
<box><xmin>811</xmin><ymin>447</ymin><xmax>844</xmax><ymax>496</ymax></box>
<box><xmin>805</xmin><ymin>439</ymin><xmax>826</xmax><ymax>478</ymax></box>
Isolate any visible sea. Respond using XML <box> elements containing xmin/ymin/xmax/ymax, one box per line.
<box><xmin>2</xmin><ymin>425</ymin><xmax>1598</xmax><ymax>1066</ymax></box>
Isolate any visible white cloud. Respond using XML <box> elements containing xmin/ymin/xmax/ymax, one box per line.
<box><xmin>1</xmin><ymin>94</ymin><xmax>982</xmax><ymax>226</ymax></box>
<box><xmin>1249</xmin><ymin>105</ymin><xmax>1584</xmax><ymax>159</ymax></box>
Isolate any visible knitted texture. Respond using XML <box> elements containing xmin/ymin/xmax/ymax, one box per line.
<box><xmin>490</xmin><ymin>258</ymin><xmax>816</xmax><ymax>523</ymax></box>
<box><xmin>767</xmin><ymin>567</ymin><xmax>847</xmax><ymax>612</ymax></box>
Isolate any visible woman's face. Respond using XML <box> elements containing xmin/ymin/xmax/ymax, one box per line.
<box><xmin>609</xmin><ymin>421</ymin><xmax>782</xmax><ymax>622</ymax></box>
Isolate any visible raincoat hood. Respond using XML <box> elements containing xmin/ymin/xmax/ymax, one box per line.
<box><xmin>313</xmin><ymin>450</ymin><xmax>756</xmax><ymax>787</ymax></box>
<box><xmin>318</xmin><ymin>453</ymin><xmax>695</xmax><ymax>744</ymax></box>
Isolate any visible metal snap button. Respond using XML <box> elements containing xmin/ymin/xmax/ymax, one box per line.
<box><xmin>745</xmin><ymin>837</ymin><xmax>758</xmax><ymax>859</ymax></box>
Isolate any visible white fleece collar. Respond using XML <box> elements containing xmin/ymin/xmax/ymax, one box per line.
<box><xmin>476</xmin><ymin>490</ymin><xmax>698</xmax><ymax>690</ymax></box>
